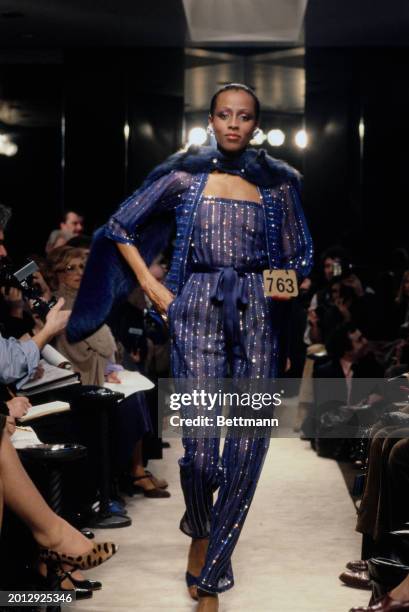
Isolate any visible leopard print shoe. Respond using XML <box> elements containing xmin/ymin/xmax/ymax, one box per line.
<box><xmin>39</xmin><ymin>541</ymin><xmax>118</xmax><ymax>570</ymax></box>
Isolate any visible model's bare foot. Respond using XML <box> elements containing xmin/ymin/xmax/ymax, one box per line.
<box><xmin>197</xmin><ymin>592</ymin><xmax>219</xmax><ymax>612</ymax></box>
<box><xmin>187</xmin><ymin>538</ymin><xmax>209</xmax><ymax>600</ymax></box>
<box><xmin>33</xmin><ymin>517</ymin><xmax>91</xmax><ymax>557</ymax></box>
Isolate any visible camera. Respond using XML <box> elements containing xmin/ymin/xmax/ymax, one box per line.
<box><xmin>0</xmin><ymin>258</ymin><xmax>57</xmax><ymax>319</ymax></box>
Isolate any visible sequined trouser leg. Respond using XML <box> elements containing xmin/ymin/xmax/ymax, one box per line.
<box><xmin>169</xmin><ymin>272</ymin><xmax>280</xmax><ymax>593</ymax></box>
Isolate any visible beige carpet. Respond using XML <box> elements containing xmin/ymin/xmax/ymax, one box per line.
<box><xmin>75</xmin><ymin>436</ymin><xmax>370</xmax><ymax>612</ymax></box>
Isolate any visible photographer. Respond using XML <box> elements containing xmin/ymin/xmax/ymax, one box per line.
<box><xmin>0</xmin><ymin>205</ymin><xmax>69</xmax><ymax>383</ymax></box>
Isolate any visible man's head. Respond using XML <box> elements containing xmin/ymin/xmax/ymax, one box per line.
<box><xmin>60</xmin><ymin>210</ymin><xmax>84</xmax><ymax>236</ymax></box>
<box><xmin>326</xmin><ymin>323</ymin><xmax>368</xmax><ymax>363</ymax></box>
<box><xmin>320</xmin><ymin>246</ymin><xmax>349</xmax><ymax>282</ymax></box>
<box><xmin>0</xmin><ymin>204</ymin><xmax>11</xmax><ymax>258</ymax></box>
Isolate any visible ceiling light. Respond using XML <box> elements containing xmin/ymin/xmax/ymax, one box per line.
<box><xmin>295</xmin><ymin>129</ymin><xmax>308</xmax><ymax>149</ymax></box>
<box><xmin>188</xmin><ymin>127</ymin><xmax>207</xmax><ymax>146</ymax></box>
<box><xmin>267</xmin><ymin>129</ymin><xmax>285</xmax><ymax>147</ymax></box>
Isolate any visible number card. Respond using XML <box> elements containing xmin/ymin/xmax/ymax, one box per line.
<box><xmin>263</xmin><ymin>269</ymin><xmax>298</xmax><ymax>300</ymax></box>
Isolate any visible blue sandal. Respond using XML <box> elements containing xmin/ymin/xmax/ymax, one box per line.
<box><xmin>185</xmin><ymin>571</ymin><xmax>199</xmax><ymax>600</ymax></box>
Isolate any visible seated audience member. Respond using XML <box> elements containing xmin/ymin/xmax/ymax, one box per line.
<box><xmin>109</xmin><ymin>287</ymin><xmax>170</xmax><ymax>498</ymax></box>
<box><xmin>47</xmin><ymin>246</ymin><xmax>117</xmax><ymax>386</ymax></box>
<box><xmin>375</xmin><ymin>248</ymin><xmax>409</xmax><ymax>341</ymax></box>
<box><xmin>304</xmin><ymin>246</ymin><xmax>349</xmax><ymax>345</ymax></box>
<box><xmin>0</xmin><ymin>208</ymin><xmax>53</xmax><ymax>339</ymax></box>
<box><xmin>45</xmin><ymin>210</ymin><xmax>84</xmax><ymax>255</ymax></box>
<box><xmin>0</xmin><ymin>288</ymin><xmax>117</xmax><ymax>593</ymax></box>
<box><xmin>342</xmin><ymin>271</ymin><xmax>382</xmax><ymax>340</ymax></box>
<box><xmin>316</xmin><ymin>323</ymin><xmax>384</xmax><ymax>404</ymax></box>
<box><xmin>301</xmin><ymin>323</ymin><xmax>384</xmax><ymax>443</ymax></box>
<box><xmin>355</xmin><ymin>409</ymin><xmax>409</xmax><ymax>545</ymax></box>
<box><xmin>48</xmin><ymin>246</ymin><xmax>170</xmax><ymax>498</ymax></box>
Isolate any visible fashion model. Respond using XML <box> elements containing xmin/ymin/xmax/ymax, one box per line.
<box><xmin>67</xmin><ymin>83</ymin><xmax>313</xmax><ymax>611</ymax></box>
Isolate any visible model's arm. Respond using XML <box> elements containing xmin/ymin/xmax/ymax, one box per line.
<box><xmin>116</xmin><ymin>243</ymin><xmax>175</xmax><ymax>314</ymax></box>
<box><xmin>106</xmin><ymin>170</ymin><xmax>193</xmax><ymax>314</ymax></box>
<box><xmin>280</xmin><ymin>181</ymin><xmax>314</xmax><ymax>278</ymax></box>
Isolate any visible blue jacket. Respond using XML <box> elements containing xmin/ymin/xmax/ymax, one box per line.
<box><xmin>67</xmin><ymin>146</ymin><xmax>313</xmax><ymax>342</ymax></box>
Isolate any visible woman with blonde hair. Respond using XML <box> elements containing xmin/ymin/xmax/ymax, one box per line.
<box><xmin>48</xmin><ymin>246</ymin><xmax>117</xmax><ymax>385</ymax></box>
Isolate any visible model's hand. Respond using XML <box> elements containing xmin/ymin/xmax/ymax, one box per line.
<box><xmin>143</xmin><ymin>278</ymin><xmax>175</xmax><ymax>315</ymax></box>
<box><xmin>6</xmin><ymin>396</ymin><xmax>31</xmax><ymax>419</ymax></box>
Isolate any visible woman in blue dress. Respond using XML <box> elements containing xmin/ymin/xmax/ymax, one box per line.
<box><xmin>68</xmin><ymin>83</ymin><xmax>313</xmax><ymax>611</ymax></box>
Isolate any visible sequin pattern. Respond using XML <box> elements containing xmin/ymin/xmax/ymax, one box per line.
<box><xmin>103</xmin><ymin>169</ymin><xmax>313</xmax><ymax>594</ymax></box>
<box><xmin>170</xmin><ymin>195</ymin><xmax>281</xmax><ymax>593</ymax></box>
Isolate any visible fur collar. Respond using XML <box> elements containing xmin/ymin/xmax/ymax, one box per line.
<box><xmin>141</xmin><ymin>145</ymin><xmax>300</xmax><ymax>190</ymax></box>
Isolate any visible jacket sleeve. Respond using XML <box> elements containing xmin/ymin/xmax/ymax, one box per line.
<box><xmin>104</xmin><ymin>170</ymin><xmax>192</xmax><ymax>245</ymax></box>
<box><xmin>279</xmin><ymin>181</ymin><xmax>314</xmax><ymax>278</ymax></box>
<box><xmin>67</xmin><ymin>171</ymin><xmax>192</xmax><ymax>343</ymax></box>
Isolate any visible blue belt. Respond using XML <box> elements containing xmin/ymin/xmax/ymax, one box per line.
<box><xmin>190</xmin><ymin>262</ymin><xmax>265</xmax><ymax>362</ymax></box>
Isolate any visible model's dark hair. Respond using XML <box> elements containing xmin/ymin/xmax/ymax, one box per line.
<box><xmin>209</xmin><ymin>83</ymin><xmax>260</xmax><ymax>122</ymax></box>
<box><xmin>0</xmin><ymin>203</ymin><xmax>11</xmax><ymax>231</ymax></box>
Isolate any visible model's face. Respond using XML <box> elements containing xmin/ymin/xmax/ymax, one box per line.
<box><xmin>209</xmin><ymin>89</ymin><xmax>258</xmax><ymax>153</ymax></box>
<box><xmin>61</xmin><ymin>212</ymin><xmax>84</xmax><ymax>236</ymax></box>
<box><xmin>58</xmin><ymin>256</ymin><xmax>85</xmax><ymax>291</ymax></box>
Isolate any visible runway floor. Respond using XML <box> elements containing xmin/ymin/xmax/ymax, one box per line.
<box><xmin>75</xmin><ymin>422</ymin><xmax>371</xmax><ymax>612</ymax></box>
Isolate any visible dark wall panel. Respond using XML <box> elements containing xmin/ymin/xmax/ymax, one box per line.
<box><xmin>304</xmin><ymin>48</ymin><xmax>361</xmax><ymax>257</ymax></box>
<box><xmin>64</xmin><ymin>48</ymin><xmax>184</xmax><ymax>233</ymax></box>
<box><xmin>64</xmin><ymin>51</ymin><xmax>127</xmax><ymax>232</ymax></box>
<box><xmin>0</xmin><ymin>65</ymin><xmax>62</xmax><ymax>259</ymax></box>
<box><xmin>304</xmin><ymin>46</ymin><xmax>409</xmax><ymax>263</ymax></box>
<box><xmin>360</xmin><ymin>48</ymin><xmax>409</xmax><ymax>259</ymax></box>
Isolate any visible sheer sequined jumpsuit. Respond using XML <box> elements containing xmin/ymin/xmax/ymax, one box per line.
<box><xmin>168</xmin><ymin>193</ymin><xmax>280</xmax><ymax>593</ymax></box>
<box><xmin>105</xmin><ymin>169</ymin><xmax>312</xmax><ymax>594</ymax></box>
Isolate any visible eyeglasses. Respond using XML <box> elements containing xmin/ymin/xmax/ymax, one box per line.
<box><xmin>61</xmin><ymin>263</ymin><xmax>85</xmax><ymax>274</ymax></box>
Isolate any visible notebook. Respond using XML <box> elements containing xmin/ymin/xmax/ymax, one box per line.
<box><xmin>19</xmin><ymin>400</ymin><xmax>71</xmax><ymax>422</ymax></box>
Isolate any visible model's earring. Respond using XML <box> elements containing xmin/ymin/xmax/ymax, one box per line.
<box><xmin>252</xmin><ymin>127</ymin><xmax>262</xmax><ymax>140</ymax></box>
<box><xmin>207</xmin><ymin>125</ymin><xmax>215</xmax><ymax>137</ymax></box>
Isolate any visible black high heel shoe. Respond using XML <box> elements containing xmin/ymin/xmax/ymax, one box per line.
<box><xmin>59</xmin><ymin>569</ymin><xmax>102</xmax><ymax>591</ymax></box>
<box><xmin>35</xmin><ymin>569</ymin><xmax>93</xmax><ymax>600</ymax></box>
